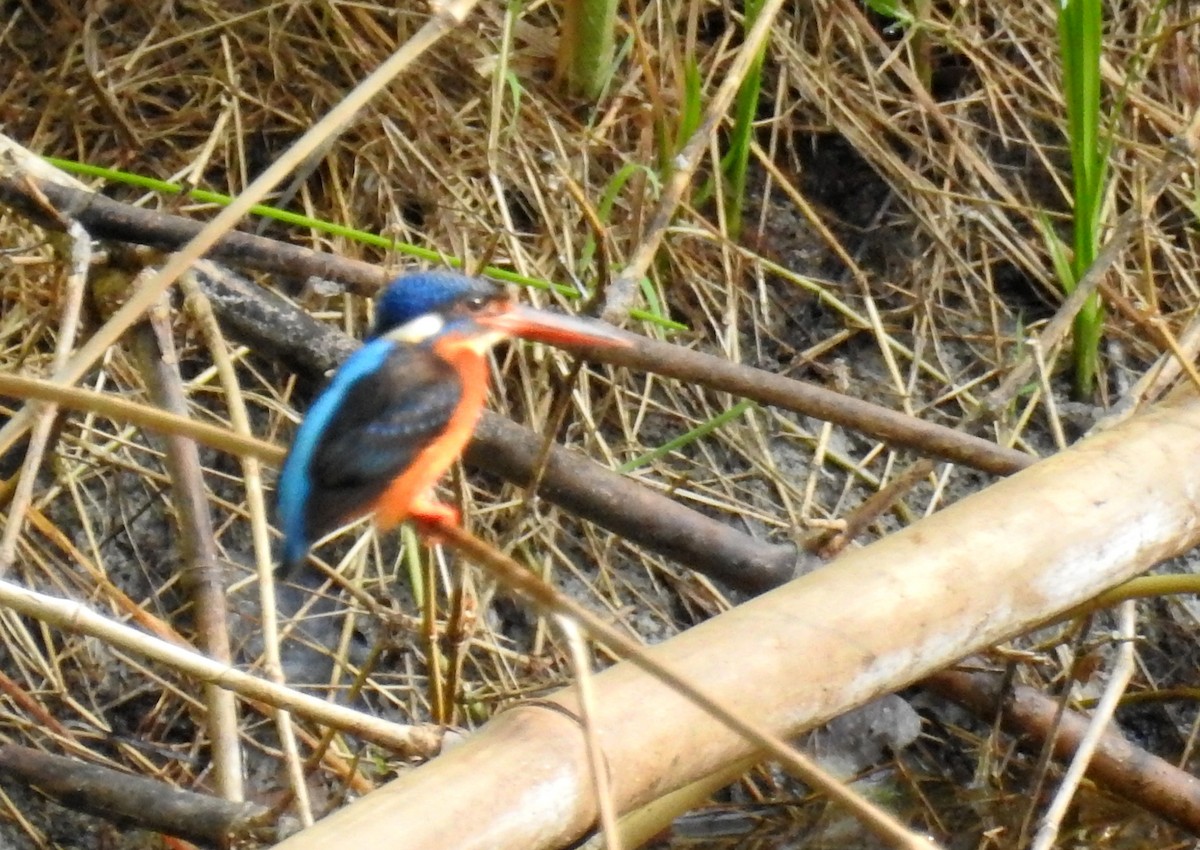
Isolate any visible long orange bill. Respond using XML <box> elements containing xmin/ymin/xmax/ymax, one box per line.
<box><xmin>478</xmin><ymin>304</ymin><xmax>632</xmax><ymax>348</ymax></box>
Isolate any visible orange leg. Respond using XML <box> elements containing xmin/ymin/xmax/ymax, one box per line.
<box><xmin>409</xmin><ymin>492</ymin><xmax>459</xmax><ymax>542</ymax></box>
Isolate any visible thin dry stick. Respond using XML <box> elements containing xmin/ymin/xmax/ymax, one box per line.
<box><xmin>558</xmin><ymin>616</ymin><xmax>622</xmax><ymax>850</ymax></box>
<box><xmin>0</xmin><ymin>0</ymin><xmax>480</xmax><ymax>462</ymax></box>
<box><xmin>1030</xmin><ymin>340</ymin><xmax>1067</xmax><ymax>452</ymax></box>
<box><xmin>0</xmin><ymin>743</ymin><xmax>273</xmax><ymax>845</ymax></box>
<box><xmin>441</xmin><ymin>560</ymin><xmax>473</xmax><ymax>727</ymax></box>
<box><xmin>601</xmin><ymin>0</ymin><xmax>789</xmax><ymax>322</ymax></box>
<box><xmin>418</xmin><ymin>542</ymin><xmax>449</xmax><ymax>724</ymax></box>
<box><xmin>0</xmin><ymin>217</ymin><xmax>88</xmax><ymax>577</ymax></box>
<box><xmin>181</xmin><ymin>276</ymin><xmax>312</xmax><ymax>825</ymax></box>
<box><xmin>433</xmin><ymin>522</ymin><xmax>939</xmax><ymax>850</ymax></box>
<box><xmin>813</xmin><ymin>458</ymin><xmax>934</xmax><ymax>558</ymax></box>
<box><xmin>925</xmin><ymin>664</ymin><xmax>1200</xmax><ymax>834</ymax></box>
<box><xmin>0</xmin><ymin>576</ymin><xmax>444</xmax><ymax>753</ymax></box>
<box><xmin>128</xmin><ymin>287</ymin><xmax>244</xmax><ymax>802</ymax></box>
<box><xmin>484</xmin><ymin>2</ymin><xmax>526</xmax><ymax>276</ymax></box>
<box><xmin>1032</xmin><ymin>601</ymin><xmax>1138</xmax><ymax>850</ymax></box>
<box><xmin>0</xmin><ymin>373</ymin><xmax>280</xmax><ymax>463</ymax></box>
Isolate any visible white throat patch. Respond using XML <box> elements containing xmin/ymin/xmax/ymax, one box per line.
<box><xmin>385</xmin><ymin>313</ymin><xmax>444</xmax><ymax>344</ymax></box>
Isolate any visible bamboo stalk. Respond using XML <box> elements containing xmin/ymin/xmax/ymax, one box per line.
<box><xmin>275</xmin><ymin>395</ymin><xmax>1200</xmax><ymax>850</ymax></box>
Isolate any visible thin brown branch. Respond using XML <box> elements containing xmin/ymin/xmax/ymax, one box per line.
<box><xmin>581</xmin><ymin>330</ymin><xmax>1034</xmax><ymax>475</ymax></box>
<box><xmin>0</xmin><ymin>743</ymin><xmax>273</xmax><ymax>844</ymax></box>
<box><xmin>188</xmin><ymin>261</ymin><xmax>808</xmax><ymax>594</ymax></box>
<box><xmin>0</xmin><ymin>174</ymin><xmax>389</xmax><ymax>295</ymax></box>
<box><xmin>927</xmin><ymin>665</ymin><xmax>1200</xmax><ymax>836</ymax></box>
<box><xmin>125</xmin><ymin>284</ymin><xmax>244</xmax><ymax>802</ymax></box>
<box><xmin>0</xmin><ymin>177</ymin><xmax>1034</xmax><ymax>476</ymax></box>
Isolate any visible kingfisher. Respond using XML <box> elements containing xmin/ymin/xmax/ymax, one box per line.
<box><xmin>276</xmin><ymin>270</ymin><xmax>629</xmax><ymax>572</ymax></box>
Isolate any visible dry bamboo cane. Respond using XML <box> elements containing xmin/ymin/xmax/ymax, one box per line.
<box><xmin>276</xmin><ymin>395</ymin><xmax>1200</xmax><ymax>850</ymax></box>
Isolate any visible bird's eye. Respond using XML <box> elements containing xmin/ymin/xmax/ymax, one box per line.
<box><xmin>464</xmin><ymin>296</ymin><xmax>488</xmax><ymax>312</ymax></box>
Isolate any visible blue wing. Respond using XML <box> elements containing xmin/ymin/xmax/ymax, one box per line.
<box><xmin>277</xmin><ymin>339</ymin><xmax>461</xmax><ymax>570</ymax></box>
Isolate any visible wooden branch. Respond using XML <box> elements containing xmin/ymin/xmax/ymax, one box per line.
<box><xmin>927</xmin><ymin>667</ymin><xmax>1200</xmax><ymax>835</ymax></box>
<box><xmin>579</xmin><ymin>330</ymin><xmax>1032</xmax><ymax>475</ymax></box>
<box><xmin>0</xmin><ymin>174</ymin><xmax>1031</xmax><ymax>475</ymax></box>
<box><xmin>0</xmin><ymin>175</ymin><xmax>389</xmax><ymax>293</ymax></box>
<box><xmin>125</xmin><ymin>286</ymin><xmax>244</xmax><ymax>802</ymax></box>
<box><xmin>187</xmin><ymin>262</ymin><xmax>805</xmax><ymax>594</ymax></box>
<box><xmin>0</xmin><ymin>744</ymin><xmax>273</xmax><ymax>844</ymax></box>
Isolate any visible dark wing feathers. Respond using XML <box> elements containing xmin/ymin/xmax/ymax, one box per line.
<box><xmin>303</xmin><ymin>348</ymin><xmax>461</xmax><ymax>535</ymax></box>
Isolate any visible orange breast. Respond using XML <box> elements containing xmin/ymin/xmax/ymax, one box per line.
<box><xmin>370</xmin><ymin>346</ymin><xmax>489</xmax><ymax>529</ymax></box>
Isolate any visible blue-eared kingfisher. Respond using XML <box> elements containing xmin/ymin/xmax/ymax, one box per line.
<box><xmin>276</xmin><ymin>270</ymin><xmax>629</xmax><ymax>572</ymax></box>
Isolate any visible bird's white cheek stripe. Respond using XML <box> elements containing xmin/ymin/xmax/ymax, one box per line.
<box><xmin>387</xmin><ymin>313</ymin><xmax>444</xmax><ymax>344</ymax></box>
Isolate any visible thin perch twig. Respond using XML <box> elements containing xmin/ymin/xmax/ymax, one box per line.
<box><xmin>433</xmin><ymin>521</ymin><xmax>939</xmax><ymax>850</ymax></box>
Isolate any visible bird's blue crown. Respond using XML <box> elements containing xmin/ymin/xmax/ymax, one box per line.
<box><xmin>371</xmin><ymin>271</ymin><xmax>501</xmax><ymax>338</ymax></box>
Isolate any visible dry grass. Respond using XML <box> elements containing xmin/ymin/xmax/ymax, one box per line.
<box><xmin>2</xmin><ymin>0</ymin><xmax>1200</xmax><ymax>846</ymax></box>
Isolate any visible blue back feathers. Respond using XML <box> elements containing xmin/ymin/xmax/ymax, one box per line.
<box><xmin>372</xmin><ymin>271</ymin><xmax>500</xmax><ymax>338</ymax></box>
<box><xmin>277</xmin><ymin>337</ymin><xmax>396</xmax><ymax>568</ymax></box>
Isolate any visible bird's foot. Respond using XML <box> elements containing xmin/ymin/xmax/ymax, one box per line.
<box><xmin>410</xmin><ymin>498</ymin><xmax>460</xmax><ymax>543</ymax></box>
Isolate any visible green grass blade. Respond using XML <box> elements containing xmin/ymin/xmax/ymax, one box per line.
<box><xmin>557</xmin><ymin>0</ymin><xmax>619</xmax><ymax>100</ymax></box>
<box><xmin>44</xmin><ymin>157</ymin><xmax>687</xmax><ymax>330</ymax></box>
<box><xmin>578</xmin><ymin>162</ymin><xmax>657</xmax><ymax>273</ymax></box>
<box><xmin>720</xmin><ymin>0</ymin><xmax>768</xmax><ymax>239</ymax></box>
<box><xmin>1056</xmin><ymin>0</ymin><xmax>1107</xmax><ymax>398</ymax></box>
<box><xmin>618</xmin><ymin>400</ymin><xmax>755</xmax><ymax>474</ymax></box>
